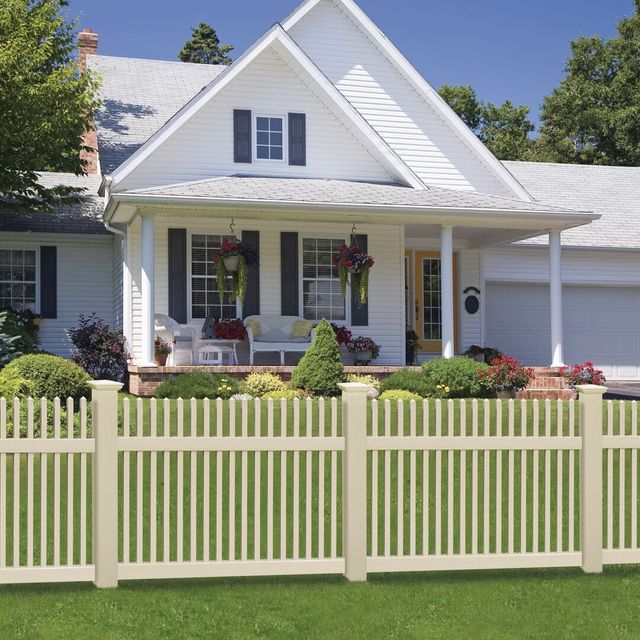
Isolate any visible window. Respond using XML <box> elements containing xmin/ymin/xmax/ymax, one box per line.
<box><xmin>0</xmin><ymin>249</ymin><xmax>37</xmax><ymax>311</ymax></box>
<box><xmin>422</xmin><ymin>258</ymin><xmax>441</xmax><ymax>340</ymax></box>
<box><xmin>190</xmin><ymin>234</ymin><xmax>237</xmax><ymax>320</ymax></box>
<box><xmin>256</xmin><ymin>116</ymin><xmax>284</xmax><ymax>160</ymax></box>
<box><xmin>302</xmin><ymin>238</ymin><xmax>345</xmax><ymax>321</ymax></box>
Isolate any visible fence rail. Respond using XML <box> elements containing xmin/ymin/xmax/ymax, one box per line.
<box><xmin>1</xmin><ymin>381</ymin><xmax>638</xmax><ymax>587</ymax></box>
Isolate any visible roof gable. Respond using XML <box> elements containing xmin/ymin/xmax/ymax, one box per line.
<box><xmin>283</xmin><ymin>0</ymin><xmax>532</xmax><ymax>201</ymax></box>
<box><xmin>108</xmin><ymin>25</ymin><xmax>424</xmax><ymax>191</ymax></box>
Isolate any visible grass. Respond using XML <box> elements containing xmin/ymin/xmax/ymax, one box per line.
<box><xmin>1</xmin><ymin>395</ymin><xmax>640</xmax><ymax>638</ymax></box>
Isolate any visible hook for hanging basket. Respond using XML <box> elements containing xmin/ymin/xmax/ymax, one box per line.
<box><xmin>229</xmin><ymin>218</ymin><xmax>236</xmax><ymax>238</ymax></box>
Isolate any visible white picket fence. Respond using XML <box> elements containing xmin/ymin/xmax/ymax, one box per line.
<box><xmin>0</xmin><ymin>381</ymin><xmax>638</xmax><ymax>587</ymax></box>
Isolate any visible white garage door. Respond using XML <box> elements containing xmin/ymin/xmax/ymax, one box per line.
<box><xmin>485</xmin><ymin>283</ymin><xmax>640</xmax><ymax>379</ymax></box>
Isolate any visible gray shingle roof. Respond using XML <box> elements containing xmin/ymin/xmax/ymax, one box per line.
<box><xmin>504</xmin><ymin>161</ymin><xmax>640</xmax><ymax>248</ymax></box>
<box><xmin>0</xmin><ymin>172</ymin><xmax>107</xmax><ymax>235</ymax></box>
<box><xmin>131</xmin><ymin>175</ymin><xmax>588</xmax><ymax>215</ymax></box>
<box><xmin>87</xmin><ymin>54</ymin><xmax>226</xmax><ymax>174</ymax></box>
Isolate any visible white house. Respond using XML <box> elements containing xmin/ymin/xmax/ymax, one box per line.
<box><xmin>4</xmin><ymin>0</ymin><xmax>640</xmax><ymax>381</ymax></box>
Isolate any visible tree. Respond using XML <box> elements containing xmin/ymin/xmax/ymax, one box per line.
<box><xmin>0</xmin><ymin>0</ymin><xmax>101</xmax><ymax>212</ymax></box>
<box><xmin>538</xmin><ymin>1</ymin><xmax>640</xmax><ymax>165</ymax></box>
<box><xmin>179</xmin><ymin>23</ymin><xmax>234</xmax><ymax>65</ymax></box>
<box><xmin>439</xmin><ymin>84</ymin><xmax>535</xmax><ymax>160</ymax></box>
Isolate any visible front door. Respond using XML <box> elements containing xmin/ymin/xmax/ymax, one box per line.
<box><xmin>408</xmin><ymin>251</ymin><xmax>458</xmax><ymax>354</ymax></box>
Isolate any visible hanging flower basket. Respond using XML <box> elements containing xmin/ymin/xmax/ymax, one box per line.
<box><xmin>333</xmin><ymin>242</ymin><xmax>374</xmax><ymax>306</ymax></box>
<box><xmin>213</xmin><ymin>239</ymin><xmax>258</xmax><ymax>303</ymax></box>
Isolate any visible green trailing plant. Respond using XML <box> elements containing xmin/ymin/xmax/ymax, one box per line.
<box><xmin>422</xmin><ymin>357</ymin><xmax>490</xmax><ymax>398</ymax></box>
<box><xmin>0</xmin><ymin>354</ymin><xmax>90</xmax><ymax>402</ymax></box>
<box><xmin>154</xmin><ymin>371</ymin><xmax>239</xmax><ymax>399</ymax></box>
<box><xmin>240</xmin><ymin>372</ymin><xmax>287</xmax><ymax>396</ymax></box>
<box><xmin>333</xmin><ymin>242</ymin><xmax>374</xmax><ymax>306</ymax></box>
<box><xmin>213</xmin><ymin>239</ymin><xmax>256</xmax><ymax>303</ymax></box>
<box><xmin>291</xmin><ymin>319</ymin><xmax>344</xmax><ymax>396</ymax></box>
<box><xmin>379</xmin><ymin>369</ymin><xmax>431</xmax><ymax>397</ymax></box>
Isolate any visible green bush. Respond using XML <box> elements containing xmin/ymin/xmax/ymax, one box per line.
<box><xmin>261</xmin><ymin>389</ymin><xmax>303</xmax><ymax>400</ymax></box>
<box><xmin>154</xmin><ymin>371</ymin><xmax>239</xmax><ymax>399</ymax></box>
<box><xmin>0</xmin><ymin>354</ymin><xmax>90</xmax><ymax>401</ymax></box>
<box><xmin>0</xmin><ymin>308</ymin><xmax>40</xmax><ymax>355</ymax></box>
<box><xmin>379</xmin><ymin>389</ymin><xmax>423</xmax><ymax>402</ymax></box>
<box><xmin>379</xmin><ymin>369</ymin><xmax>431</xmax><ymax>397</ymax></box>
<box><xmin>240</xmin><ymin>372</ymin><xmax>287</xmax><ymax>396</ymax></box>
<box><xmin>345</xmin><ymin>373</ymin><xmax>381</xmax><ymax>391</ymax></box>
<box><xmin>421</xmin><ymin>357</ymin><xmax>490</xmax><ymax>398</ymax></box>
<box><xmin>291</xmin><ymin>319</ymin><xmax>344</xmax><ymax>396</ymax></box>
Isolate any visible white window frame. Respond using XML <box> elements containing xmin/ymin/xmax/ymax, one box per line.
<box><xmin>0</xmin><ymin>246</ymin><xmax>40</xmax><ymax>313</ymax></box>
<box><xmin>187</xmin><ymin>231</ymin><xmax>241</xmax><ymax>323</ymax></box>
<box><xmin>254</xmin><ymin>113</ymin><xmax>287</xmax><ymax>163</ymax></box>
<box><xmin>299</xmin><ymin>235</ymin><xmax>350</xmax><ymax>323</ymax></box>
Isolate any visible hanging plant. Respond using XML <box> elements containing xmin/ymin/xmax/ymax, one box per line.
<box><xmin>213</xmin><ymin>239</ymin><xmax>257</xmax><ymax>303</ymax></box>
<box><xmin>333</xmin><ymin>241</ymin><xmax>374</xmax><ymax>306</ymax></box>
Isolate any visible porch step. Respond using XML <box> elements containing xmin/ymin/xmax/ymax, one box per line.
<box><xmin>516</xmin><ymin>367</ymin><xmax>575</xmax><ymax>401</ymax></box>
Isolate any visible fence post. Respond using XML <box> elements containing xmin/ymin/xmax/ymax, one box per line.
<box><xmin>88</xmin><ymin>380</ymin><xmax>123</xmax><ymax>588</ymax></box>
<box><xmin>339</xmin><ymin>382</ymin><xmax>370</xmax><ymax>582</ymax></box>
<box><xmin>577</xmin><ymin>384</ymin><xmax>607</xmax><ymax>574</ymax></box>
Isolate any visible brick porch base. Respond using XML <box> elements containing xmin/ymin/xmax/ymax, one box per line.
<box><xmin>128</xmin><ymin>364</ymin><xmax>572</xmax><ymax>399</ymax></box>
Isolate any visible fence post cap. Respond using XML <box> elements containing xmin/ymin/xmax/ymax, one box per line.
<box><xmin>87</xmin><ymin>380</ymin><xmax>124</xmax><ymax>392</ymax></box>
<box><xmin>575</xmin><ymin>384</ymin><xmax>608</xmax><ymax>395</ymax></box>
<box><xmin>338</xmin><ymin>382</ymin><xmax>371</xmax><ymax>394</ymax></box>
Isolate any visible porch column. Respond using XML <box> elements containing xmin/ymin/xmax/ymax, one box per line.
<box><xmin>549</xmin><ymin>229</ymin><xmax>564</xmax><ymax>367</ymax></box>
<box><xmin>141</xmin><ymin>213</ymin><xmax>155</xmax><ymax>366</ymax></box>
<box><xmin>440</xmin><ymin>225</ymin><xmax>454</xmax><ymax>359</ymax></box>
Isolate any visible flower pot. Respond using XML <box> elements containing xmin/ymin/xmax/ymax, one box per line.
<box><xmin>223</xmin><ymin>255</ymin><xmax>240</xmax><ymax>272</ymax></box>
<box><xmin>471</xmin><ymin>353</ymin><xmax>485</xmax><ymax>363</ymax></box>
<box><xmin>353</xmin><ymin>351</ymin><xmax>372</xmax><ymax>365</ymax></box>
<box><xmin>339</xmin><ymin>345</ymin><xmax>355</xmax><ymax>365</ymax></box>
<box><xmin>32</xmin><ymin>317</ymin><xmax>42</xmax><ymax>327</ymax></box>
<box><xmin>155</xmin><ymin>353</ymin><xmax>168</xmax><ymax>367</ymax></box>
<box><xmin>496</xmin><ymin>389</ymin><xmax>516</xmax><ymax>400</ymax></box>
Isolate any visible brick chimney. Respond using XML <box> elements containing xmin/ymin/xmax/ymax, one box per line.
<box><xmin>78</xmin><ymin>28</ymin><xmax>99</xmax><ymax>173</ymax></box>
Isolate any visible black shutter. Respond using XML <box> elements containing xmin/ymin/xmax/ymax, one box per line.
<box><xmin>168</xmin><ymin>229</ymin><xmax>187</xmax><ymax>323</ymax></box>
<box><xmin>242</xmin><ymin>230</ymin><xmax>260</xmax><ymax>317</ymax></box>
<box><xmin>233</xmin><ymin>109</ymin><xmax>252</xmax><ymax>163</ymax></box>
<box><xmin>39</xmin><ymin>246</ymin><xmax>57</xmax><ymax>319</ymax></box>
<box><xmin>280</xmin><ymin>232</ymin><xmax>299</xmax><ymax>316</ymax></box>
<box><xmin>351</xmin><ymin>234</ymin><xmax>369</xmax><ymax>326</ymax></box>
<box><xmin>288</xmin><ymin>113</ymin><xmax>306</xmax><ymax>166</ymax></box>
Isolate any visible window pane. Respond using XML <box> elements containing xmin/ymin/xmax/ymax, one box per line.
<box><xmin>257</xmin><ymin>117</ymin><xmax>269</xmax><ymax>130</ymax></box>
<box><xmin>257</xmin><ymin>131</ymin><xmax>269</xmax><ymax>145</ymax></box>
<box><xmin>257</xmin><ymin>145</ymin><xmax>269</xmax><ymax>159</ymax></box>
<box><xmin>0</xmin><ymin>249</ymin><xmax>37</xmax><ymax>310</ymax></box>
<box><xmin>270</xmin><ymin>146</ymin><xmax>283</xmax><ymax>160</ymax></box>
<box><xmin>302</xmin><ymin>237</ymin><xmax>345</xmax><ymax>321</ymax></box>
<box><xmin>270</xmin><ymin>118</ymin><xmax>283</xmax><ymax>131</ymax></box>
<box><xmin>270</xmin><ymin>132</ymin><xmax>282</xmax><ymax>146</ymax></box>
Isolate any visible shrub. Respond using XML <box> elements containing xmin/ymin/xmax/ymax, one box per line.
<box><xmin>422</xmin><ymin>357</ymin><xmax>489</xmax><ymax>398</ymax></box>
<box><xmin>0</xmin><ymin>354</ymin><xmax>90</xmax><ymax>401</ymax></box>
<box><xmin>345</xmin><ymin>373</ymin><xmax>381</xmax><ymax>391</ymax></box>
<box><xmin>560</xmin><ymin>361</ymin><xmax>606</xmax><ymax>386</ymax></box>
<box><xmin>291</xmin><ymin>319</ymin><xmax>344</xmax><ymax>396</ymax></box>
<box><xmin>379</xmin><ymin>389</ymin><xmax>423</xmax><ymax>402</ymax></box>
<box><xmin>0</xmin><ymin>375</ymin><xmax>34</xmax><ymax>399</ymax></box>
<box><xmin>240</xmin><ymin>372</ymin><xmax>287</xmax><ymax>396</ymax></box>
<box><xmin>379</xmin><ymin>369</ymin><xmax>431</xmax><ymax>397</ymax></box>
<box><xmin>480</xmin><ymin>356</ymin><xmax>533</xmax><ymax>393</ymax></box>
<box><xmin>68</xmin><ymin>314</ymin><xmax>130</xmax><ymax>381</ymax></box>
<box><xmin>261</xmin><ymin>389</ymin><xmax>303</xmax><ymax>400</ymax></box>
<box><xmin>0</xmin><ymin>311</ymin><xmax>21</xmax><ymax>367</ymax></box>
<box><xmin>0</xmin><ymin>308</ymin><xmax>40</xmax><ymax>354</ymax></box>
<box><xmin>154</xmin><ymin>371</ymin><xmax>240</xmax><ymax>399</ymax></box>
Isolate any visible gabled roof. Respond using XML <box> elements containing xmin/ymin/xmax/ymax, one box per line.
<box><xmin>87</xmin><ymin>55</ymin><xmax>226</xmax><ymax>174</ymax></box>
<box><xmin>0</xmin><ymin>173</ymin><xmax>107</xmax><ymax>235</ymax></box>
<box><xmin>282</xmin><ymin>0</ymin><xmax>533</xmax><ymax>202</ymax></box>
<box><xmin>505</xmin><ymin>161</ymin><xmax>640</xmax><ymax>249</ymax></box>
<box><xmin>105</xmin><ymin>24</ymin><xmax>424</xmax><ymax>191</ymax></box>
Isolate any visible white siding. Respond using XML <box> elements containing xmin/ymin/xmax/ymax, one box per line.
<box><xmin>289</xmin><ymin>0</ymin><xmax>515</xmax><ymax>197</ymax></box>
<box><xmin>127</xmin><ymin>213</ymin><xmax>405</xmax><ymax>365</ymax></box>
<box><xmin>0</xmin><ymin>233</ymin><xmax>114</xmax><ymax>357</ymax></box>
<box><xmin>458</xmin><ymin>249</ymin><xmax>482</xmax><ymax>350</ymax></box>
<box><xmin>117</xmin><ymin>46</ymin><xmax>395</xmax><ymax>191</ymax></box>
<box><xmin>112</xmin><ymin>234</ymin><xmax>124</xmax><ymax>331</ymax></box>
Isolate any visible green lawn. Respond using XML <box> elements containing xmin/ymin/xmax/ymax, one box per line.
<box><xmin>1</xmin><ymin>396</ymin><xmax>639</xmax><ymax>639</ymax></box>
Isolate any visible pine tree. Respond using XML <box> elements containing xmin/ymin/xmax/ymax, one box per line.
<box><xmin>179</xmin><ymin>23</ymin><xmax>233</xmax><ymax>65</ymax></box>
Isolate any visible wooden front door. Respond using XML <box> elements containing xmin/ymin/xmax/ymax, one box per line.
<box><xmin>409</xmin><ymin>251</ymin><xmax>458</xmax><ymax>353</ymax></box>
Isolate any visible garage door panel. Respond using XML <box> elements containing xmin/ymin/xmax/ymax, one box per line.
<box><xmin>485</xmin><ymin>283</ymin><xmax>640</xmax><ymax>379</ymax></box>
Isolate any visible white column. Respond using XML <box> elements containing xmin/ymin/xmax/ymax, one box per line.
<box><xmin>141</xmin><ymin>214</ymin><xmax>155</xmax><ymax>366</ymax></box>
<box><xmin>549</xmin><ymin>230</ymin><xmax>564</xmax><ymax>367</ymax></box>
<box><xmin>440</xmin><ymin>225</ymin><xmax>454</xmax><ymax>359</ymax></box>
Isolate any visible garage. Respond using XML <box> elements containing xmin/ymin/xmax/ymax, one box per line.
<box><xmin>485</xmin><ymin>283</ymin><xmax>640</xmax><ymax>379</ymax></box>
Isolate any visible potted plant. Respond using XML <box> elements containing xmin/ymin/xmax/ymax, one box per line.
<box><xmin>463</xmin><ymin>345</ymin><xmax>503</xmax><ymax>364</ymax></box>
<box><xmin>214</xmin><ymin>318</ymin><xmax>247</xmax><ymax>340</ymax></box>
<box><xmin>560</xmin><ymin>362</ymin><xmax>606</xmax><ymax>387</ymax></box>
<box><xmin>480</xmin><ymin>355</ymin><xmax>533</xmax><ymax>399</ymax></box>
<box><xmin>331</xmin><ymin>323</ymin><xmax>353</xmax><ymax>364</ymax></box>
<box><xmin>334</xmin><ymin>242</ymin><xmax>374</xmax><ymax>306</ymax></box>
<box><xmin>406</xmin><ymin>327</ymin><xmax>419</xmax><ymax>365</ymax></box>
<box><xmin>348</xmin><ymin>336</ymin><xmax>380</xmax><ymax>365</ymax></box>
<box><xmin>213</xmin><ymin>239</ymin><xmax>258</xmax><ymax>303</ymax></box>
<box><xmin>154</xmin><ymin>336</ymin><xmax>172</xmax><ymax>366</ymax></box>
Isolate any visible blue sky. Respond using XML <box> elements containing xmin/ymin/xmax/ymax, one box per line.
<box><xmin>68</xmin><ymin>0</ymin><xmax>633</xmax><ymax>126</ymax></box>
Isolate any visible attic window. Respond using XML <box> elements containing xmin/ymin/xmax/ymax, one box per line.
<box><xmin>256</xmin><ymin>116</ymin><xmax>284</xmax><ymax>160</ymax></box>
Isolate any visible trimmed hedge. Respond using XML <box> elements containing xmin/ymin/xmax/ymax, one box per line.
<box><xmin>154</xmin><ymin>371</ymin><xmax>239</xmax><ymax>399</ymax></box>
<box><xmin>379</xmin><ymin>389</ymin><xmax>423</xmax><ymax>402</ymax></box>
<box><xmin>0</xmin><ymin>354</ymin><xmax>90</xmax><ymax>401</ymax></box>
<box><xmin>421</xmin><ymin>357</ymin><xmax>490</xmax><ymax>398</ymax></box>
<box><xmin>378</xmin><ymin>369</ymin><xmax>431</xmax><ymax>397</ymax></box>
<box><xmin>240</xmin><ymin>372</ymin><xmax>287</xmax><ymax>396</ymax></box>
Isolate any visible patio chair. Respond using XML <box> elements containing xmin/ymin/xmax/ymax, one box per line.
<box><xmin>154</xmin><ymin>314</ymin><xmax>196</xmax><ymax>365</ymax></box>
